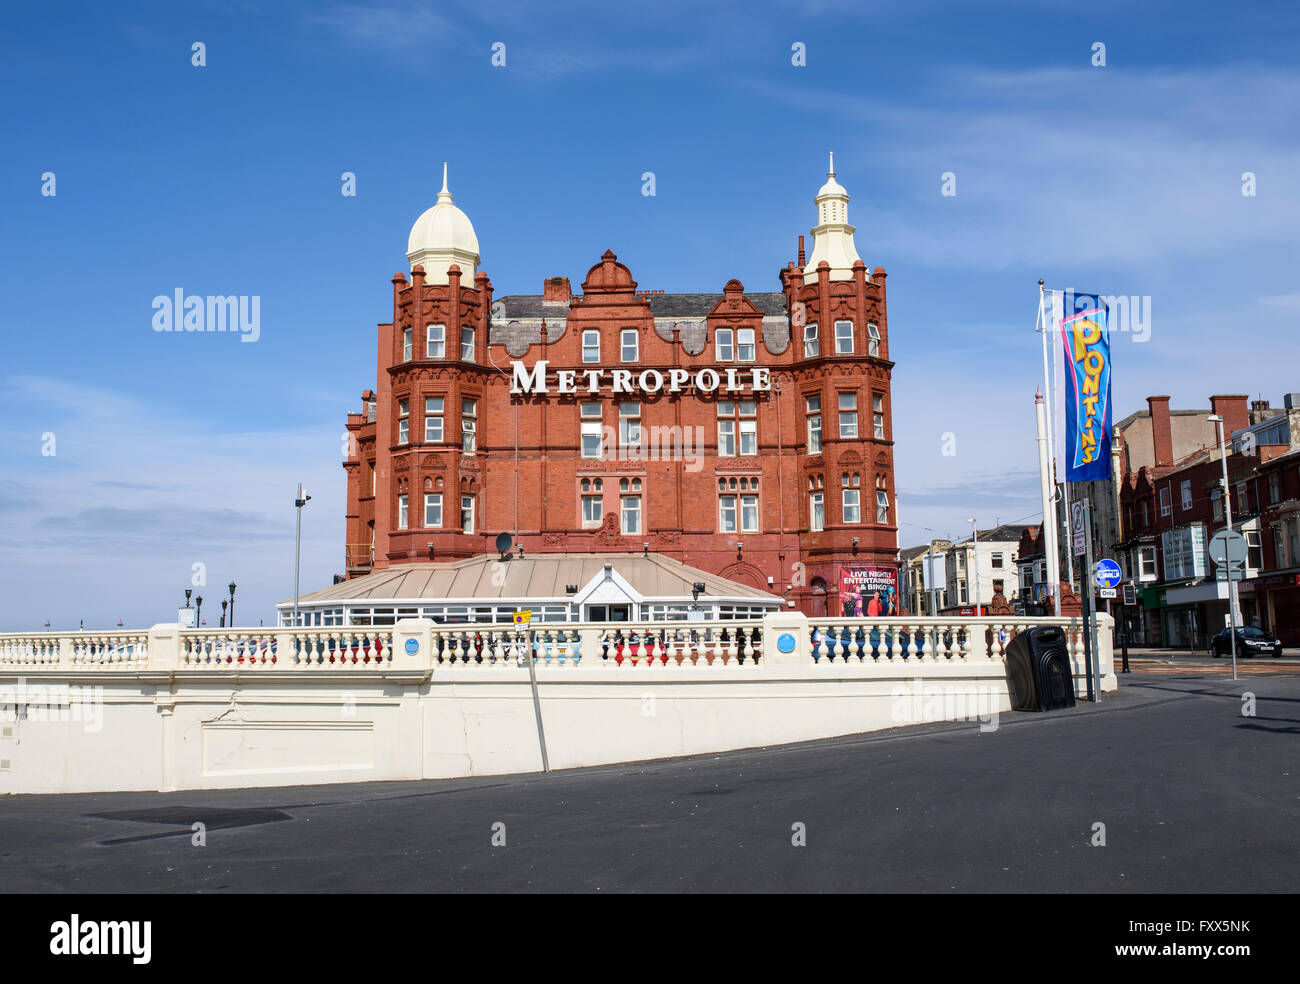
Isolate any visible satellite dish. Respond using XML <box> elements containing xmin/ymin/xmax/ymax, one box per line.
<box><xmin>495</xmin><ymin>532</ymin><xmax>514</xmax><ymax>556</ymax></box>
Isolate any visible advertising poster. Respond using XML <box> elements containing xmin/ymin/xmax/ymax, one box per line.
<box><xmin>839</xmin><ymin>566</ymin><xmax>899</xmax><ymax>617</ymax></box>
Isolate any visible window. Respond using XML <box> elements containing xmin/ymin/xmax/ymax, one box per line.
<box><xmin>720</xmin><ymin>483</ymin><xmax>760</xmax><ymax>533</ymax></box>
<box><xmin>582</xmin><ymin>330</ymin><xmax>600</xmax><ymax>364</ymax></box>
<box><xmin>1139</xmin><ymin>546</ymin><xmax>1157</xmax><ymax>578</ymax></box>
<box><xmin>460</xmin><ymin>326</ymin><xmax>475</xmax><ymax>362</ymax></box>
<box><xmin>876</xmin><ymin>485</ymin><xmax>890</xmax><ymax>524</ymax></box>
<box><xmin>715</xmin><ymin>328</ymin><xmax>733</xmax><ymax>361</ymax></box>
<box><xmin>718</xmin><ymin>400</ymin><xmax>757</xmax><ymax>456</ymax></box>
<box><xmin>461</xmin><ymin>398</ymin><xmax>477</xmax><ymax>453</ymax></box>
<box><xmin>991</xmin><ymin>552</ymin><xmax>1004</xmax><ymax>569</ymax></box>
<box><xmin>397</xmin><ymin>398</ymin><xmax>409</xmax><ymax>445</ymax></box>
<box><xmin>1275</xmin><ymin>524</ymin><xmax>1287</xmax><ymax>567</ymax></box>
<box><xmin>1180</xmin><ymin>480</ymin><xmax>1193</xmax><ymax>511</ymax></box>
<box><xmin>1246</xmin><ymin>529</ymin><xmax>1262</xmax><ymax>569</ymax></box>
<box><xmin>959</xmin><ymin>579</ymin><xmax>968</xmax><ymax>604</ymax></box>
<box><xmin>397</xmin><ymin>494</ymin><xmax>408</xmax><ymax>530</ymax></box>
<box><xmin>619</xmin><ymin>478</ymin><xmax>642</xmax><ymax>534</ymax></box>
<box><xmin>461</xmin><ymin>495</ymin><xmax>474</xmax><ymax>534</ymax></box>
<box><xmin>1236</xmin><ymin>482</ymin><xmax>1249</xmax><ymax>514</ymax></box>
<box><xmin>867</xmin><ymin>322</ymin><xmax>880</xmax><ymax>357</ymax></box>
<box><xmin>1140</xmin><ymin>501</ymin><xmax>1150</xmax><ymax>527</ymax></box>
<box><xmin>834</xmin><ymin>320</ymin><xmax>853</xmax><ymax>354</ymax></box>
<box><xmin>1269</xmin><ymin>473</ymin><xmax>1282</xmax><ymax>504</ymax></box>
<box><xmin>621</xmin><ymin>328</ymin><xmax>638</xmax><ymax>362</ymax></box>
<box><xmin>737</xmin><ymin>328</ymin><xmax>755</xmax><ymax>361</ymax></box>
<box><xmin>426</xmin><ymin>323</ymin><xmax>445</xmax><ymax>358</ymax></box>
<box><xmin>803</xmin><ymin>322</ymin><xmax>819</xmax><ymax>358</ymax></box>
<box><xmin>842</xmin><ymin>473</ymin><xmax>861</xmax><ymax>523</ymax></box>
<box><xmin>806</xmin><ymin>396</ymin><xmax>822</xmax><ymax>454</ymax></box>
<box><xmin>838</xmin><ymin>392</ymin><xmax>858</xmax><ymax>439</ymax></box>
<box><xmin>580</xmin><ymin>478</ymin><xmax>604</xmax><ymax>528</ymax></box>
<box><xmin>619</xmin><ymin>402</ymin><xmax>641</xmax><ymax>450</ymax></box>
<box><xmin>402</xmin><ymin>327</ymin><xmax>412</xmax><ymax>361</ymax></box>
<box><xmin>424</xmin><ymin>493</ymin><xmax>442</xmax><ymax>527</ymax></box>
<box><xmin>1212</xmin><ymin>489</ymin><xmax>1223</xmax><ymax>522</ymax></box>
<box><xmin>1159</xmin><ymin>486</ymin><xmax>1171</xmax><ymax>517</ymax></box>
<box><xmin>873</xmin><ymin>393</ymin><xmax>885</xmax><ymax>439</ymax></box>
<box><xmin>1289</xmin><ymin>519</ymin><xmax>1300</xmax><ymax>568</ymax></box>
<box><xmin>810</xmin><ymin>491</ymin><xmax>824</xmax><ymax>531</ymax></box>
<box><xmin>424</xmin><ymin>397</ymin><xmax>444</xmax><ymax>442</ymax></box>
<box><xmin>580</xmin><ymin>402</ymin><xmax>603</xmax><ymax>459</ymax></box>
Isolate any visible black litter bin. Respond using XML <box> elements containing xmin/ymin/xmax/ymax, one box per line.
<box><xmin>1004</xmin><ymin>625</ymin><xmax>1076</xmax><ymax>711</ymax></box>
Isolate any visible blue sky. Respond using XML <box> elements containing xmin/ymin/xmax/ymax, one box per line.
<box><xmin>2</xmin><ymin>0</ymin><xmax>1297</xmax><ymax>630</ymax></box>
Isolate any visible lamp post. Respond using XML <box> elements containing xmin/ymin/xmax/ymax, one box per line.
<box><xmin>195</xmin><ymin>595</ymin><xmax>203</xmax><ymax>628</ymax></box>
<box><xmin>294</xmin><ymin>484</ymin><xmax>311</xmax><ymax>627</ymax></box>
<box><xmin>220</xmin><ymin>600</ymin><xmax>228</xmax><ymax>628</ymax></box>
<box><xmin>1208</xmin><ymin>413</ymin><xmax>1239</xmax><ymax>679</ymax></box>
<box><xmin>228</xmin><ymin>581</ymin><xmax>237</xmax><ymax>628</ymax></box>
<box><xmin>969</xmin><ymin>518</ymin><xmax>980</xmax><ymax>615</ymax></box>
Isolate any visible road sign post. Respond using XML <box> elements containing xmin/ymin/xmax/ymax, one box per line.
<box><xmin>1208</xmin><ymin>529</ymin><xmax>1247</xmax><ymax>682</ymax></box>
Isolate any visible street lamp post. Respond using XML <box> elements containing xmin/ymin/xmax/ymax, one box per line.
<box><xmin>228</xmin><ymin>581</ymin><xmax>237</xmax><ymax>628</ymax></box>
<box><xmin>969</xmin><ymin>519</ymin><xmax>980</xmax><ymax>614</ymax></box>
<box><xmin>195</xmin><ymin>595</ymin><xmax>203</xmax><ymax>628</ymax></box>
<box><xmin>294</xmin><ymin>484</ymin><xmax>311</xmax><ymax>627</ymax></box>
<box><xmin>1208</xmin><ymin>414</ymin><xmax>1239</xmax><ymax>680</ymax></box>
<box><xmin>220</xmin><ymin>600</ymin><xmax>228</xmax><ymax>628</ymax></box>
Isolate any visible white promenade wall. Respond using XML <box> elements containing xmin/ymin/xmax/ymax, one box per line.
<box><xmin>0</xmin><ymin>614</ymin><xmax>1115</xmax><ymax>795</ymax></box>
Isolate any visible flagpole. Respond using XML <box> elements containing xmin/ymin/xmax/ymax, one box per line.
<box><xmin>1051</xmin><ymin>289</ymin><xmax>1075</xmax><ymax>595</ymax></box>
<box><xmin>1038</xmin><ymin>280</ymin><xmax>1061</xmax><ymax>613</ymax></box>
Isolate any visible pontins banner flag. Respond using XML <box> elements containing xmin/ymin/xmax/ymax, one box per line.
<box><xmin>1054</xmin><ymin>291</ymin><xmax>1113</xmax><ymax>482</ymax></box>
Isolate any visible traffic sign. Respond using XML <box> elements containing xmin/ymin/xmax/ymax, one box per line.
<box><xmin>1208</xmin><ymin>529</ymin><xmax>1247</xmax><ymax>569</ymax></box>
<box><xmin>1122</xmin><ymin>583</ymin><xmax>1137</xmax><ymax>606</ymax></box>
<box><xmin>1071</xmin><ymin>501</ymin><xmax>1086</xmax><ymax>556</ymax></box>
<box><xmin>1099</xmin><ymin>587</ymin><xmax>1117</xmax><ymax>599</ymax></box>
<box><xmin>513</xmin><ymin>609</ymin><xmax>533</xmax><ymax>625</ymax></box>
<box><xmin>1094</xmin><ymin>558</ymin><xmax>1122</xmax><ymax>588</ymax></box>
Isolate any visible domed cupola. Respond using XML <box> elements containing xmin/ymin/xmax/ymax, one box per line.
<box><xmin>804</xmin><ymin>152</ymin><xmax>863</xmax><ymax>281</ymax></box>
<box><xmin>406</xmin><ymin>163</ymin><xmax>480</xmax><ymax>284</ymax></box>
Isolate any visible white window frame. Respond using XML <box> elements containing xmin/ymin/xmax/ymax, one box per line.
<box><xmin>838</xmin><ymin>392</ymin><xmax>858</xmax><ymax>439</ymax></box>
<box><xmin>582</xmin><ymin>493</ymin><xmax>603</xmax><ymax>527</ymax></box>
<box><xmin>806</xmin><ymin>396</ymin><xmax>822</xmax><ymax>455</ymax></box>
<box><xmin>424</xmin><ymin>493</ymin><xmax>442</xmax><ymax>527</ymax></box>
<box><xmin>867</xmin><ymin>322</ymin><xmax>880</xmax><ymax>357</ymax></box>
<box><xmin>397</xmin><ymin>494</ymin><xmax>409</xmax><ymax>530</ymax></box>
<box><xmin>426</xmin><ymin>323</ymin><xmax>445</xmax><ymax>358</ymax></box>
<box><xmin>460</xmin><ymin>326</ymin><xmax>475</xmax><ymax>362</ymax></box>
<box><xmin>619</xmin><ymin>402</ymin><xmax>641</xmax><ymax>450</ymax></box>
<box><xmin>1159</xmin><ymin>486</ymin><xmax>1171</xmax><ymax>517</ymax></box>
<box><xmin>402</xmin><ymin>327</ymin><xmax>412</xmax><ymax>362</ymax></box>
<box><xmin>834</xmin><ymin>320</ymin><xmax>853</xmax><ymax>355</ymax></box>
<box><xmin>719</xmin><ymin>494</ymin><xmax>738</xmax><ymax>533</ymax></box>
<box><xmin>397</xmin><ymin>398</ymin><xmax>409</xmax><ymax>445</ymax></box>
<box><xmin>740</xmin><ymin>492</ymin><xmax>758</xmax><ymax>533</ymax></box>
<box><xmin>737</xmin><ymin>327</ymin><xmax>755</xmax><ymax>362</ymax></box>
<box><xmin>424</xmin><ymin>397</ymin><xmax>444</xmax><ymax>443</ymax></box>
<box><xmin>621</xmin><ymin>328</ymin><xmax>638</xmax><ymax>363</ymax></box>
<box><xmin>876</xmin><ymin>489</ymin><xmax>889</xmax><ymax>523</ymax></box>
<box><xmin>461</xmin><ymin>494</ymin><xmax>474</xmax><ymax>535</ymax></box>
<box><xmin>842</xmin><ymin>487</ymin><xmax>861</xmax><ymax>524</ymax></box>
<box><xmin>582</xmin><ymin>330</ymin><xmax>600</xmax><ymax>364</ymax></box>
<box><xmin>715</xmin><ymin>328</ymin><xmax>734</xmax><ymax>361</ymax></box>
<box><xmin>810</xmin><ymin>491</ymin><xmax>824</xmax><ymax>532</ymax></box>
<box><xmin>873</xmin><ymin>393</ymin><xmax>885</xmax><ymax>439</ymax></box>
<box><xmin>621</xmin><ymin>494</ymin><xmax>642</xmax><ymax>535</ymax></box>
<box><xmin>462</xmin><ymin>398</ymin><xmax>477</xmax><ymax>453</ymax></box>
<box><xmin>803</xmin><ymin>322</ymin><xmax>819</xmax><ymax>358</ymax></box>
<box><xmin>1180</xmin><ymin>480</ymin><xmax>1193</xmax><ymax>511</ymax></box>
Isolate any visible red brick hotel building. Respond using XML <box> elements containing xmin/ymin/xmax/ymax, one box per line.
<box><xmin>342</xmin><ymin>157</ymin><xmax>898</xmax><ymax>617</ymax></box>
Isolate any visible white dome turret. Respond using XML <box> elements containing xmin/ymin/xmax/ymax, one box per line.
<box><xmin>406</xmin><ymin>163</ymin><xmax>480</xmax><ymax>284</ymax></box>
<box><xmin>804</xmin><ymin>152</ymin><xmax>862</xmax><ymax>281</ymax></box>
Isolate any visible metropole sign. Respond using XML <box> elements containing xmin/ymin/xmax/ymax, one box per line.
<box><xmin>510</xmin><ymin>360</ymin><xmax>772</xmax><ymax>396</ymax></box>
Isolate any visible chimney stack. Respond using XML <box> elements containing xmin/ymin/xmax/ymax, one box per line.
<box><xmin>1147</xmin><ymin>395</ymin><xmax>1173</xmax><ymax>467</ymax></box>
<box><xmin>1209</xmin><ymin>394</ymin><xmax>1250</xmax><ymax>440</ymax></box>
<box><xmin>543</xmin><ymin>276</ymin><xmax>571</xmax><ymax>304</ymax></box>
<box><xmin>1249</xmin><ymin>398</ymin><xmax>1272</xmax><ymax>425</ymax></box>
<box><xmin>797</xmin><ymin>235</ymin><xmax>806</xmax><ymax>267</ymax></box>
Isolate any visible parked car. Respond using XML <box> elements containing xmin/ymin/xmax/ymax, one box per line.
<box><xmin>1209</xmin><ymin>625</ymin><xmax>1283</xmax><ymax>658</ymax></box>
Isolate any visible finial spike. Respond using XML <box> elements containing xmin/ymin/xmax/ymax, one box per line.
<box><xmin>441</xmin><ymin>162</ymin><xmax>449</xmax><ymax>195</ymax></box>
<box><xmin>828</xmin><ymin>151</ymin><xmax>835</xmax><ymax>176</ymax></box>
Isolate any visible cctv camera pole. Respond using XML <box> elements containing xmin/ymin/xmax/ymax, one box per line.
<box><xmin>293</xmin><ymin>483</ymin><xmax>310</xmax><ymax>628</ymax></box>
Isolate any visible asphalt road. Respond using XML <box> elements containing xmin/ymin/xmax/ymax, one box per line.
<box><xmin>2</xmin><ymin>672</ymin><xmax>1297</xmax><ymax>893</ymax></box>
